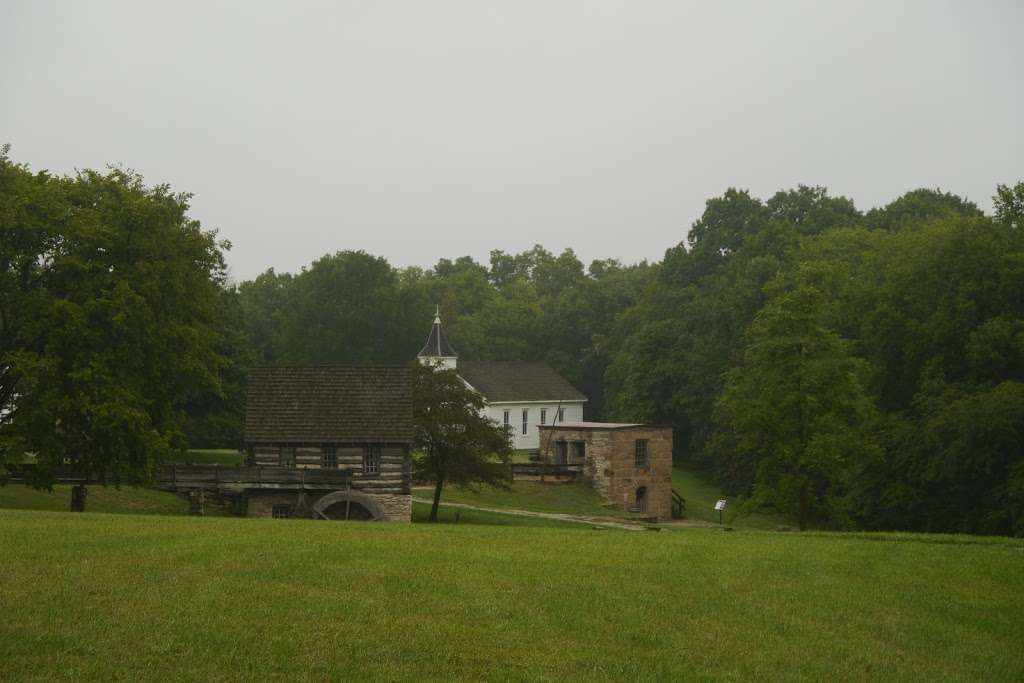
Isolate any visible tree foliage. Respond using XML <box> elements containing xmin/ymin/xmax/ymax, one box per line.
<box><xmin>0</xmin><ymin>149</ymin><xmax>231</xmax><ymax>501</ymax></box>
<box><xmin>5</xmin><ymin>144</ymin><xmax>1022</xmax><ymax>534</ymax></box>
<box><xmin>411</xmin><ymin>362</ymin><xmax>512</xmax><ymax>522</ymax></box>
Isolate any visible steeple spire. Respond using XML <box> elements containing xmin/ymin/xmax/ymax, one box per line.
<box><xmin>417</xmin><ymin>305</ymin><xmax>457</xmax><ymax>369</ymax></box>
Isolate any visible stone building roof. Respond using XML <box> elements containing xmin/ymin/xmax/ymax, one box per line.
<box><xmin>417</xmin><ymin>312</ymin><xmax>457</xmax><ymax>358</ymax></box>
<box><xmin>458</xmin><ymin>361</ymin><xmax>587</xmax><ymax>403</ymax></box>
<box><xmin>244</xmin><ymin>366</ymin><xmax>414</xmax><ymax>444</ymax></box>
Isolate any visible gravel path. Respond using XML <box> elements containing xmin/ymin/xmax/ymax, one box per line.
<box><xmin>411</xmin><ymin>497</ymin><xmax>713</xmax><ymax>530</ymax></box>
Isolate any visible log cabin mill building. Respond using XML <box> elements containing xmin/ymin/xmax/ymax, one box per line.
<box><xmin>538</xmin><ymin>422</ymin><xmax>674</xmax><ymax>521</ymax></box>
<box><xmin>416</xmin><ymin>311</ymin><xmax>587</xmax><ymax>451</ymax></box>
<box><xmin>243</xmin><ymin>365</ymin><xmax>413</xmax><ymax>521</ymax></box>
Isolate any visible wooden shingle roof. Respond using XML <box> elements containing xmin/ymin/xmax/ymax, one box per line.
<box><xmin>244</xmin><ymin>366</ymin><xmax>413</xmax><ymax>444</ymax></box>
<box><xmin>458</xmin><ymin>361</ymin><xmax>587</xmax><ymax>403</ymax></box>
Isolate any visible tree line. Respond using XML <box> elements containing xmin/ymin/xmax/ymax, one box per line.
<box><xmin>2</xmin><ymin>146</ymin><xmax>1022</xmax><ymax>534</ymax></box>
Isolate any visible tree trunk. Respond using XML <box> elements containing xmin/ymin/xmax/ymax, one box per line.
<box><xmin>70</xmin><ymin>484</ymin><xmax>87</xmax><ymax>512</ymax></box>
<box><xmin>429</xmin><ymin>477</ymin><xmax>445</xmax><ymax>523</ymax></box>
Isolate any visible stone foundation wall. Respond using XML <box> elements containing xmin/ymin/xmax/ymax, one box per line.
<box><xmin>375</xmin><ymin>493</ymin><xmax>412</xmax><ymax>522</ymax></box>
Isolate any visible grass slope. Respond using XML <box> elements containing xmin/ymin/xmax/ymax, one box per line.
<box><xmin>178</xmin><ymin>449</ymin><xmax>245</xmax><ymax>465</ymax></box>
<box><xmin>0</xmin><ymin>484</ymin><xmax>190</xmax><ymax>516</ymax></box>
<box><xmin>418</xmin><ymin>480</ymin><xmax>640</xmax><ymax>519</ymax></box>
<box><xmin>2</xmin><ymin>510</ymin><xmax>1022</xmax><ymax>681</ymax></box>
<box><xmin>672</xmin><ymin>468</ymin><xmax>793</xmax><ymax>529</ymax></box>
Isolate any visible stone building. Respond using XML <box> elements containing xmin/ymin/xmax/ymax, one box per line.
<box><xmin>417</xmin><ymin>310</ymin><xmax>586</xmax><ymax>451</ymax></box>
<box><xmin>243</xmin><ymin>365</ymin><xmax>413</xmax><ymax>521</ymax></box>
<box><xmin>538</xmin><ymin>422</ymin><xmax>674</xmax><ymax>520</ymax></box>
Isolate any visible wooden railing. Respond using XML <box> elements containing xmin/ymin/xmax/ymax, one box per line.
<box><xmin>510</xmin><ymin>462</ymin><xmax>583</xmax><ymax>480</ymax></box>
<box><xmin>671</xmin><ymin>489</ymin><xmax>686</xmax><ymax>519</ymax></box>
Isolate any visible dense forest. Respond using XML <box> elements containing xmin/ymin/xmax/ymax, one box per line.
<box><xmin>3</xmin><ymin>147</ymin><xmax>1023</xmax><ymax>535</ymax></box>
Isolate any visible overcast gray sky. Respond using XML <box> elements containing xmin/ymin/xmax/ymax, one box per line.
<box><xmin>3</xmin><ymin>1</ymin><xmax>1021</xmax><ymax>281</ymax></box>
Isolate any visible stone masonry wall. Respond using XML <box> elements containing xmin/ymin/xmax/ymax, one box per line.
<box><xmin>539</xmin><ymin>425</ymin><xmax>673</xmax><ymax>520</ymax></box>
<box><xmin>245</xmin><ymin>490</ymin><xmax>412</xmax><ymax>522</ymax></box>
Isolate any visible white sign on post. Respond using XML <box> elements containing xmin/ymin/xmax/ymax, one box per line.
<box><xmin>714</xmin><ymin>499</ymin><xmax>727</xmax><ymax>511</ymax></box>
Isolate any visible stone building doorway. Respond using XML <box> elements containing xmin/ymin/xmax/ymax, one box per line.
<box><xmin>634</xmin><ymin>487</ymin><xmax>647</xmax><ymax>513</ymax></box>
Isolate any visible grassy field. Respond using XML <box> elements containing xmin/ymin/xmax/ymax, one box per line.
<box><xmin>1</xmin><ymin>510</ymin><xmax>1022</xmax><ymax>681</ymax></box>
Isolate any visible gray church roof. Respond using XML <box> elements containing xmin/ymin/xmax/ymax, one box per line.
<box><xmin>458</xmin><ymin>361</ymin><xmax>587</xmax><ymax>403</ymax></box>
<box><xmin>244</xmin><ymin>366</ymin><xmax>413</xmax><ymax>444</ymax></box>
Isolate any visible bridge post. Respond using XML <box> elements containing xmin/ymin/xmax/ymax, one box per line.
<box><xmin>189</xmin><ymin>489</ymin><xmax>205</xmax><ymax>516</ymax></box>
<box><xmin>70</xmin><ymin>484</ymin><xmax>87</xmax><ymax>512</ymax></box>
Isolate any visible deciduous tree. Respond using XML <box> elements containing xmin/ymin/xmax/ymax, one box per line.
<box><xmin>411</xmin><ymin>362</ymin><xmax>512</xmax><ymax>522</ymax></box>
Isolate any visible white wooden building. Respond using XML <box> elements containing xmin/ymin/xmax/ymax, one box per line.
<box><xmin>416</xmin><ymin>312</ymin><xmax>586</xmax><ymax>451</ymax></box>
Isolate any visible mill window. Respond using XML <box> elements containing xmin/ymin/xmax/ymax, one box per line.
<box><xmin>635</xmin><ymin>439</ymin><xmax>649</xmax><ymax>469</ymax></box>
<box><xmin>278</xmin><ymin>447</ymin><xmax>295</xmax><ymax>469</ymax></box>
<box><xmin>364</xmin><ymin>446</ymin><xmax>381</xmax><ymax>475</ymax></box>
<box><xmin>322</xmin><ymin>446</ymin><xmax>337</xmax><ymax>469</ymax></box>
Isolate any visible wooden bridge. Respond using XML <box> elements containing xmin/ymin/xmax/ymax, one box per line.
<box><xmin>154</xmin><ymin>464</ymin><xmax>352</xmax><ymax>494</ymax></box>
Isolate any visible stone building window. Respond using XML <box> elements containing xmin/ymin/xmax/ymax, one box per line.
<box><xmin>634</xmin><ymin>440</ymin><xmax>649</xmax><ymax>468</ymax></box>
<box><xmin>322</xmin><ymin>446</ymin><xmax>337</xmax><ymax>469</ymax></box>
<box><xmin>522</xmin><ymin>409</ymin><xmax>528</xmax><ymax>435</ymax></box>
<box><xmin>279</xmin><ymin>447</ymin><xmax>295</xmax><ymax>469</ymax></box>
<box><xmin>571</xmin><ymin>441</ymin><xmax>586</xmax><ymax>463</ymax></box>
<box><xmin>272</xmin><ymin>504</ymin><xmax>292</xmax><ymax>518</ymax></box>
<box><xmin>364</xmin><ymin>446</ymin><xmax>381</xmax><ymax>475</ymax></box>
<box><xmin>554</xmin><ymin>441</ymin><xmax>568</xmax><ymax>464</ymax></box>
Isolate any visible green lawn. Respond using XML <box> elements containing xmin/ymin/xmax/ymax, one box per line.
<box><xmin>1</xmin><ymin>510</ymin><xmax>1022</xmax><ymax>681</ymax></box>
<box><xmin>420</xmin><ymin>480</ymin><xmax>642</xmax><ymax>519</ymax></box>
